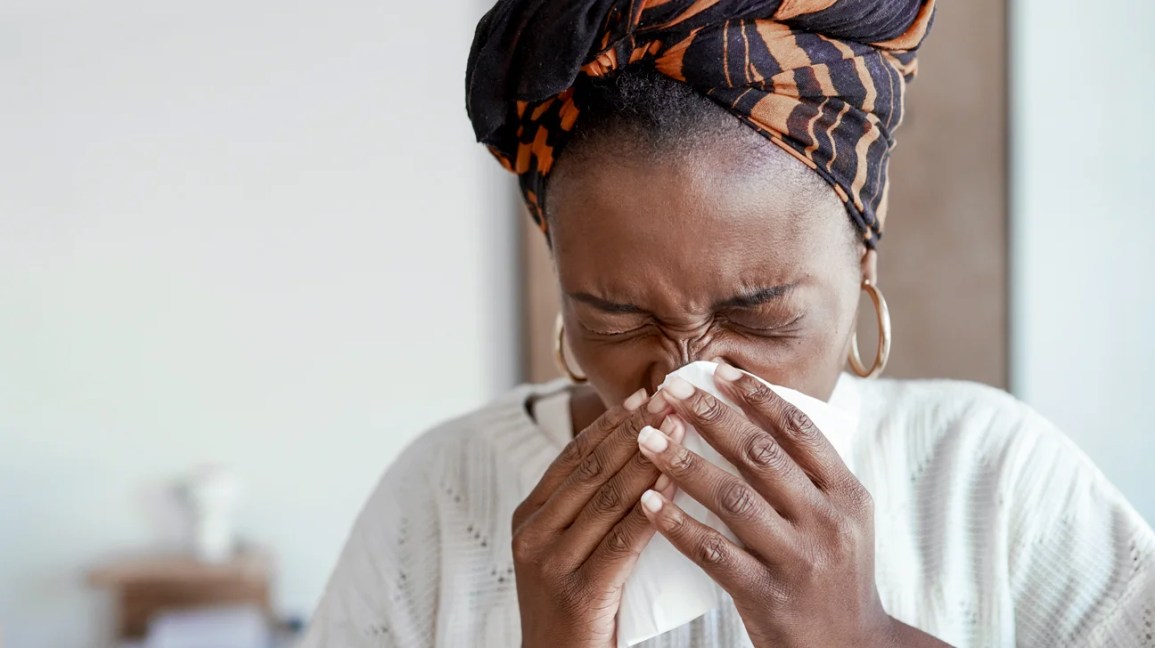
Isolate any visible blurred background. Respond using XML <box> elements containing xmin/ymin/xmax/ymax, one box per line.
<box><xmin>1</xmin><ymin>0</ymin><xmax>1151</xmax><ymax>646</ymax></box>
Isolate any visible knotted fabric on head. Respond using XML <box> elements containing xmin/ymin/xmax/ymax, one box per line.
<box><xmin>466</xmin><ymin>0</ymin><xmax>935</xmax><ymax>247</ymax></box>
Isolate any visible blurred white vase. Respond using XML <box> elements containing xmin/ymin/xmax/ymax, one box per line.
<box><xmin>182</xmin><ymin>465</ymin><xmax>241</xmax><ymax>563</ymax></box>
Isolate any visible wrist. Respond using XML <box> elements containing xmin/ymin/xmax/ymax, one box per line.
<box><xmin>880</xmin><ymin>615</ymin><xmax>954</xmax><ymax>648</ymax></box>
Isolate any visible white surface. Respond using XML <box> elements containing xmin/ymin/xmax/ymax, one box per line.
<box><xmin>1010</xmin><ymin>0</ymin><xmax>1155</xmax><ymax>524</ymax></box>
<box><xmin>144</xmin><ymin>605</ymin><xmax>268</xmax><ymax>648</ymax></box>
<box><xmin>0</xmin><ymin>0</ymin><xmax>516</xmax><ymax>645</ymax></box>
<box><xmin>617</xmin><ymin>362</ymin><xmax>859</xmax><ymax>647</ymax></box>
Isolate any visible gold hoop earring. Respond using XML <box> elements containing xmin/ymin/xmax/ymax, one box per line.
<box><xmin>554</xmin><ymin>313</ymin><xmax>588</xmax><ymax>383</ymax></box>
<box><xmin>848</xmin><ymin>279</ymin><xmax>891</xmax><ymax>379</ymax></box>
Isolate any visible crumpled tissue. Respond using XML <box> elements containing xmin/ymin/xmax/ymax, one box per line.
<box><xmin>616</xmin><ymin>361</ymin><xmax>858</xmax><ymax>647</ymax></box>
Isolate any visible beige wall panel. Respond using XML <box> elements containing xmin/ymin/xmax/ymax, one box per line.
<box><xmin>523</xmin><ymin>216</ymin><xmax>563</xmax><ymax>384</ymax></box>
<box><xmin>876</xmin><ymin>0</ymin><xmax>1007</xmax><ymax>387</ymax></box>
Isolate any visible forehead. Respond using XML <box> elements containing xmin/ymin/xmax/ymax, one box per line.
<box><xmin>546</xmin><ymin>145</ymin><xmax>853</xmax><ymax>306</ymax></box>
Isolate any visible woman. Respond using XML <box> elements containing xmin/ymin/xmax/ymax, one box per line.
<box><xmin>302</xmin><ymin>0</ymin><xmax>1155</xmax><ymax>646</ymax></box>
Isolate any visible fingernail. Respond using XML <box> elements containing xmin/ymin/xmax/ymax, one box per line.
<box><xmin>663</xmin><ymin>376</ymin><xmax>694</xmax><ymax>400</ymax></box>
<box><xmin>646</xmin><ymin>391</ymin><xmax>669</xmax><ymax>414</ymax></box>
<box><xmin>640</xmin><ymin>489</ymin><xmax>663</xmax><ymax>514</ymax></box>
<box><xmin>623</xmin><ymin>388</ymin><xmax>647</xmax><ymax>411</ymax></box>
<box><xmin>659</xmin><ymin>415</ymin><xmax>677</xmax><ymax>436</ymax></box>
<box><xmin>666</xmin><ymin>414</ymin><xmax>687</xmax><ymax>443</ymax></box>
<box><xmin>654</xmin><ymin>474</ymin><xmax>671</xmax><ymax>491</ymax></box>
<box><xmin>714</xmin><ymin>361</ymin><xmax>743</xmax><ymax>382</ymax></box>
<box><xmin>637</xmin><ymin>425</ymin><xmax>669</xmax><ymax>453</ymax></box>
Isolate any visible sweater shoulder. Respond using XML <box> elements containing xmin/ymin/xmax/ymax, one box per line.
<box><xmin>376</xmin><ymin>382</ymin><xmax>562</xmax><ymax>518</ymax></box>
<box><xmin>862</xmin><ymin>376</ymin><xmax>1030</xmax><ymax>419</ymax></box>
<box><xmin>849</xmin><ymin>377</ymin><xmax>1064</xmax><ymax>492</ymax></box>
<box><xmin>388</xmin><ymin>383</ymin><xmax>549</xmax><ymax>463</ymax></box>
<box><xmin>856</xmin><ymin>376</ymin><xmax>1046</xmax><ymax>443</ymax></box>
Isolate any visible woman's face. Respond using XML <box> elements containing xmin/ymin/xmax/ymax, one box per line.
<box><xmin>547</xmin><ymin>140</ymin><xmax>874</xmax><ymax>407</ymax></box>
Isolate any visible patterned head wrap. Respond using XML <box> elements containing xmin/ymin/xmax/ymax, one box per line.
<box><xmin>466</xmin><ymin>0</ymin><xmax>935</xmax><ymax>247</ymax></box>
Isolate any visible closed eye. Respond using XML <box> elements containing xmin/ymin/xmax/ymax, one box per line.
<box><xmin>725</xmin><ymin>311</ymin><xmax>806</xmax><ymax>334</ymax></box>
<box><xmin>579</xmin><ymin>320</ymin><xmax>650</xmax><ymax>337</ymax></box>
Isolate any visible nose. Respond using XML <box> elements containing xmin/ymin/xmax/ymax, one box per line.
<box><xmin>649</xmin><ymin>322</ymin><xmax>723</xmax><ymax>382</ymax></box>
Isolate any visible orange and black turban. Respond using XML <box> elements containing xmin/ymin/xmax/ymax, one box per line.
<box><xmin>466</xmin><ymin>0</ymin><xmax>935</xmax><ymax>247</ymax></box>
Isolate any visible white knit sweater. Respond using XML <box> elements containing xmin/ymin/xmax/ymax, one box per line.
<box><xmin>300</xmin><ymin>376</ymin><xmax>1155</xmax><ymax>647</ymax></box>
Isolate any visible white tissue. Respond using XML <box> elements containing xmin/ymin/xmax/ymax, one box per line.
<box><xmin>615</xmin><ymin>361</ymin><xmax>857</xmax><ymax>647</ymax></box>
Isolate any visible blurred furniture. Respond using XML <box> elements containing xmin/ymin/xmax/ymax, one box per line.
<box><xmin>136</xmin><ymin>605</ymin><xmax>271</xmax><ymax>648</ymax></box>
<box><xmin>87</xmin><ymin>552</ymin><xmax>271</xmax><ymax>642</ymax></box>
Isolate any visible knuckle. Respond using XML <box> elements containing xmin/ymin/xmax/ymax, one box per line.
<box><xmin>834</xmin><ymin>519</ymin><xmax>860</xmax><ymax>551</ymax></box>
<box><xmin>689</xmin><ymin>392</ymin><xmax>725</xmax><ymax>422</ymax></box>
<box><xmin>739</xmin><ymin>376</ymin><xmax>777</xmax><ymax>405</ymax></box>
<box><xmin>592</xmin><ymin>482</ymin><xmax>623</xmax><ymax>515</ymax></box>
<box><xmin>619</xmin><ymin>411</ymin><xmax>645</xmax><ymax>437</ymax></box>
<box><xmin>845</xmin><ymin>479</ymin><xmax>874</xmax><ymax>513</ymax></box>
<box><xmin>558</xmin><ymin>439</ymin><xmax>581</xmax><ymax>464</ymax></box>
<box><xmin>745</xmin><ymin>436</ymin><xmax>787</xmax><ymax>470</ymax></box>
<box><xmin>718</xmin><ymin>481</ymin><xmax>758</xmax><ymax>518</ymax></box>
<box><xmin>795</xmin><ymin>551</ymin><xmax>821</xmax><ymax>583</ymax></box>
<box><xmin>511</xmin><ymin>530</ymin><xmax>537</xmax><ymax>563</ymax></box>
<box><xmin>511</xmin><ymin>502</ymin><xmax>531</xmax><ymax>531</ymax></box>
<box><xmin>659</xmin><ymin>507</ymin><xmax>688</xmax><ymax>535</ymax></box>
<box><xmin>814</xmin><ymin>499</ymin><xmax>842</xmax><ymax>526</ymax></box>
<box><xmin>667</xmin><ymin>447</ymin><xmax>697</xmax><ymax>475</ymax></box>
<box><xmin>822</xmin><ymin>510</ymin><xmax>863</xmax><ymax>555</ymax></box>
<box><xmin>593</xmin><ymin>410</ymin><xmax>621</xmax><ymax>437</ymax></box>
<box><xmin>697</xmin><ymin>534</ymin><xmax>730</xmax><ymax>565</ymax></box>
<box><xmin>788</xmin><ymin>408</ymin><xmax>822</xmax><ymax>445</ymax></box>
<box><xmin>604</xmin><ymin>525</ymin><xmax>633</xmax><ymax>557</ymax></box>
<box><xmin>577</xmin><ymin>452</ymin><xmax>605</xmax><ymax>481</ymax></box>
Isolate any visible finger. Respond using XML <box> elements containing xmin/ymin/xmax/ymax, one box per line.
<box><xmin>711</xmin><ymin>362</ymin><xmax>851</xmax><ymax>492</ymax></box>
<box><xmin>532</xmin><ymin>402</ymin><xmax>670</xmax><ymax>533</ymax></box>
<box><xmin>654</xmin><ymin>420</ymin><xmax>684</xmax><ymax>496</ymax></box>
<box><xmin>638</xmin><ymin>488</ymin><xmax>767</xmax><ymax>596</ymax></box>
<box><xmin>636</xmin><ymin>424</ymin><xmax>792</xmax><ymax>558</ymax></box>
<box><xmin>658</xmin><ymin>376</ymin><xmax>821</xmax><ymax>518</ymax></box>
<box><xmin>515</xmin><ymin>388</ymin><xmax>648</xmax><ymax>529</ymax></box>
<box><xmin>579</xmin><ymin>500</ymin><xmax>659</xmax><ymax>588</ymax></box>
<box><xmin>558</xmin><ymin>415</ymin><xmax>686</xmax><ymax>563</ymax></box>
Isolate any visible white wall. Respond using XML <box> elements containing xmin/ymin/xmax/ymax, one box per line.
<box><xmin>1011</xmin><ymin>1</ymin><xmax>1155</xmax><ymax>523</ymax></box>
<box><xmin>0</xmin><ymin>0</ymin><xmax>517</xmax><ymax>645</ymax></box>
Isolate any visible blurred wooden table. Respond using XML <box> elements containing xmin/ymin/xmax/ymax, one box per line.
<box><xmin>88</xmin><ymin>552</ymin><xmax>271</xmax><ymax>641</ymax></box>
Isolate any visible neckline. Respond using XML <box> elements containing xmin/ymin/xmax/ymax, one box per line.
<box><xmin>509</xmin><ymin>378</ymin><xmax>572</xmax><ymax>448</ymax></box>
<box><xmin>529</xmin><ymin>387</ymin><xmax>574</xmax><ymax>448</ymax></box>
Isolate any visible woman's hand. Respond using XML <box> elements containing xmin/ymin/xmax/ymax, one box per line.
<box><xmin>634</xmin><ymin>363</ymin><xmax>951</xmax><ymax>648</ymax></box>
<box><xmin>512</xmin><ymin>389</ymin><xmax>682</xmax><ymax>648</ymax></box>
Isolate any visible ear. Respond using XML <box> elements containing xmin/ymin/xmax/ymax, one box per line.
<box><xmin>860</xmin><ymin>248</ymin><xmax>878</xmax><ymax>285</ymax></box>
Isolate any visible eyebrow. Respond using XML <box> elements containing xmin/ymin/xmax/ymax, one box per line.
<box><xmin>716</xmin><ymin>283</ymin><xmax>797</xmax><ymax>309</ymax></box>
<box><xmin>568</xmin><ymin>292</ymin><xmax>648</xmax><ymax>314</ymax></box>
<box><xmin>567</xmin><ymin>282</ymin><xmax>797</xmax><ymax>314</ymax></box>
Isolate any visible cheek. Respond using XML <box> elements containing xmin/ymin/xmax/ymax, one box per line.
<box><xmin>729</xmin><ymin>311</ymin><xmax>856</xmax><ymax>398</ymax></box>
<box><xmin>570</xmin><ymin>340</ymin><xmax>662</xmax><ymax>408</ymax></box>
